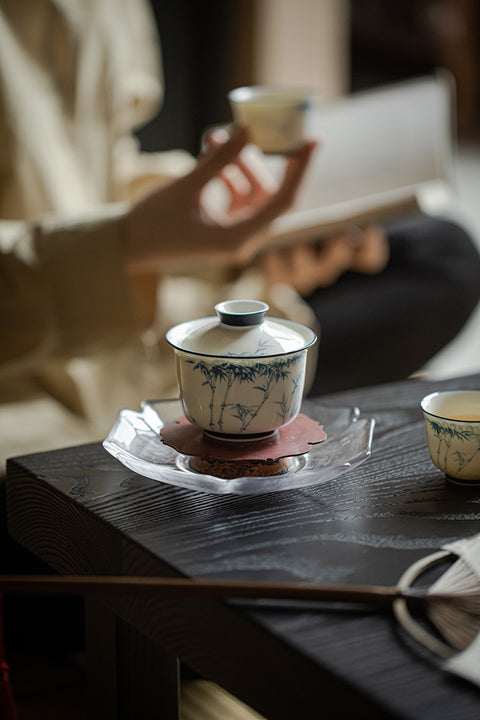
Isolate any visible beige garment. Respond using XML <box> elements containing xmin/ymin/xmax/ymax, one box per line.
<box><xmin>0</xmin><ymin>0</ymin><xmax>316</xmax><ymax>471</ymax></box>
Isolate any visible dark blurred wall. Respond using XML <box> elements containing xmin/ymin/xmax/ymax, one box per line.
<box><xmin>135</xmin><ymin>0</ymin><xmax>254</xmax><ymax>155</ymax></box>
<box><xmin>136</xmin><ymin>0</ymin><xmax>479</xmax><ymax>152</ymax></box>
<box><xmin>350</xmin><ymin>0</ymin><xmax>480</xmax><ymax>139</ymax></box>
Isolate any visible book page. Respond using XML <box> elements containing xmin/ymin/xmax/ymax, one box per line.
<box><xmin>263</xmin><ymin>73</ymin><xmax>455</xmax><ymax>245</ymax></box>
<box><xmin>270</xmin><ymin>191</ymin><xmax>421</xmax><ymax>246</ymax></box>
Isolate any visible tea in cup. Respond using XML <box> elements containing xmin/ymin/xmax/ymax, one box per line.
<box><xmin>421</xmin><ymin>390</ymin><xmax>480</xmax><ymax>484</ymax></box>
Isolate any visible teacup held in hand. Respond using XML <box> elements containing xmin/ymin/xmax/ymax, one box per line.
<box><xmin>228</xmin><ymin>86</ymin><xmax>314</xmax><ymax>155</ymax></box>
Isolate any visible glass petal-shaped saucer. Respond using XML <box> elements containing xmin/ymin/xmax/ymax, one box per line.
<box><xmin>103</xmin><ymin>400</ymin><xmax>374</xmax><ymax>495</ymax></box>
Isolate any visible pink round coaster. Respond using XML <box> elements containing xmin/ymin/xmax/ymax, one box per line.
<box><xmin>160</xmin><ymin>414</ymin><xmax>327</xmax><ymax>461</ymax></box>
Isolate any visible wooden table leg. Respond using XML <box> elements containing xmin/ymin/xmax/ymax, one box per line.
<box><xmin>85</xmin><ymin>598</ymin><xmax>180</xmax><ymax>719</ymax></box>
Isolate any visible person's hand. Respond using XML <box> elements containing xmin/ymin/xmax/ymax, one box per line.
<box><xmin>124</xmin><ymin>125</ymin><xmax>317</xmax><ymax>274</ymax></box>
<box><xmin>259</xmin><ymin>225</ymin><xmax>390</xmax><ymax>296</ymax></box>
<box><xmin>202</xmin><ymin>127</ymin><xmax>280</xmax><ymax>216</ymax></box>
<box><xmin>349</xmin><ymin>225</ymin><xmax>390</xmax><ymax>274</ymax></box>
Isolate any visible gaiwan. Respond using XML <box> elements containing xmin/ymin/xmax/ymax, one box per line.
<box><xmin>166</xmin><ymin>300</ymin><xmax>317</xmax><ymax>441</ymax></box>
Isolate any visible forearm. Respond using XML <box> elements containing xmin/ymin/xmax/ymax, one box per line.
<box><xmin>0</xmin><ymin>206</ymin><xmax>142</xmax><ymax>375</ymax></box>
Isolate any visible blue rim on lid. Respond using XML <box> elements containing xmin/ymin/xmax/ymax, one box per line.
<box><xmin>215</xmin><ymin>300</ymin><xmax>268</xmax><ymax>327</ymax></box>
<box><xmin>165</xmin><ymin>299</ymin><xmax>317</xmax><ymax>358</ymax></box>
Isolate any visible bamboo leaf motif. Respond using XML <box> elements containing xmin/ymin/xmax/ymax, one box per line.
<box><xmin>426</xmin><ymin>417</ymin><xmax>480</xmax><ymax>473</ymax></box>
<box><xmin>428</xmin><ymin>419</ymin><xmax>476</xmax><ymax>443</ymax></box>
<box><xmin>274</xmin><ymin>367</ymin><xmax>303</xmax><ymax>422</ymax></box>
<box><xmin>240</xmin><ymin>357</ymin><xmax>297</xmax><ymax>431</ymax></box>
<box><xmin>226</xmin><ymin>337</ymin><xmax>277</xmax><ymax>357</ymax></box>
<box><xmin>231</xmin><ymin>403</ymin><xmax>256</xmax><ymax>425</ymax></box>
<box><xmin>275</xmin><ymin>392</ymin><xmax>290</xmax><ymax>423</ymax></box>
<box><xmin>256</xmin><ymin>338</ymin><xmax>276</xmax><ymax>354</ymax></box>
<box><xmin>187</xmin><ymin>354</ymin><xmax>302</xmax><ymax>432</ymax></box>
<box><xmin>291</xmin><ymin>373</ymin><xmax>301</xmax><ymax>394</ymax></box>
<box><xmin>218</xmin><ymin>364</ymin><xmax>239</xmax><ymax>429</ymax></box>
<box><xmin>192</xmin><ymin>361</ymin><xmax>226</xmax><ymax>428</ymax></box>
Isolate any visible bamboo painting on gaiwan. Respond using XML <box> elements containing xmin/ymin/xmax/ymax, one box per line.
<box><xmin>166</xmin><ymin>300</ymin><xmax>316</xmax><ymax>441</ymax></box>
<box><xmin>184</xmin><ymin>355</ymin><xmax>303</xmax><ymax>435</ymax></box>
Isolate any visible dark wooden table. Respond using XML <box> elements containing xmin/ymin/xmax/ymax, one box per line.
<box><xmin>5</xmin><ymin>374</ymin><xmax>480</xmax><ymax>720</ymax></box>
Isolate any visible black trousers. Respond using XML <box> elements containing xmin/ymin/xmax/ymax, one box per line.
<box><xmin>305</xmin><ymin>214</ymin><xmax>480</xmax><ymax>397</ymax></box>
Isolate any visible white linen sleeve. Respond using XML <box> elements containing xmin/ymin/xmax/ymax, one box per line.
<box><xmin>0</xmin><ymin>204</ymin><xmax>140</xmax><ymax>375</ymax></box>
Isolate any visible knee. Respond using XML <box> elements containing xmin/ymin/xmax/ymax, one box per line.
<box><xmin>433</xmin><ymin>217</ymin><xmax>478</xmax><ymax>251</ymax></box>
<box><xmin>434</xmin><ymin>218</ymin><xmax>480</xmax><ymax>297</ymax></box>
<box><xmin>400</xmin><ymin>216</ymin><xmax>480</xmax><ymax>309</ymax></box>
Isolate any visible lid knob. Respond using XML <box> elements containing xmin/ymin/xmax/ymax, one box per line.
<box><xmin>215</xmin><ymin>300</ymin><xmax>269</xmax><ymax>327</ymax></box>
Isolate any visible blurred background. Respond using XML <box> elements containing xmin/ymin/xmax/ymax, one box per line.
<box><xmin>6</xmin><ymin>4</ymin><xmax>480</xmax><ymax>718</ymax></box>
<box><xmin>137</xmin><ymin>0</ymin><xmax>480</xmax><ymax>381</ymax></box>
<box><xmin>137</xmin><ymin>0</ymin><xmax>480</xmax><ymax>153</ymax></box>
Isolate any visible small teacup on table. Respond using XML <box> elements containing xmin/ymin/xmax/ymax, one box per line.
<box><xmin>421</xmin><ymin>390</ymin><xmax>480</xmax><ymax>485</ymax></box>
<box><xmin>228</xmin><ymin>85</ymin><xmax>314</xmax><ymax>155</ymax></box>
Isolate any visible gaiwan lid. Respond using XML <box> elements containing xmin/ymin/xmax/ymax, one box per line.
<box><xmin>166</xmin><ymin>300</ymin><xmax>317</xmax><ymax>358</ymax></box>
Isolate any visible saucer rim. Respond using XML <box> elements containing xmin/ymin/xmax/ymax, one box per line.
<box><xmin>103</xmin><ymin>399</ymin><xmax>375</xmax><ymax>495</ymax></box>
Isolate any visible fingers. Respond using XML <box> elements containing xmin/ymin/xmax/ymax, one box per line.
<box><xmin>187</xmin><ymin>133</ymin><xmax>317</xmax><ymax>265</ymax></box>
<box><xmin>221</xmin><ymin>163</ymin><xmax>252</xmax><ymax>197</ymax></box>
<box><xmin>203</xmin><ymin>126</ymin><xmax>231</xmax><ymax>147</ymax></box>
<box><xmin>350</xmin><ymin>225</ymin><xmax>390</xmax><ymax>273</ymax></box>
<box><xmin>272</xmin><ymin>140</ymin><xmax>318</xmax><ymax>210</ymax></box>
<box><xmin>259</xmin><ymin>140</ymin><xmax>318</xmax><ymax>217</ymax></box>
<box><xmin>192</xmin><ymin>125</ymin><xmax>249</xmax><ymax>188</ymax></box>
<box><xmin>206</xmin><ymin>130</ymin><xmax>277</xmax><ymax>207</ymax></box>
<box><xmin>288</xmin><ymin>243</ymin><xmax>322</xmax><ymax>295</ymax></box>
<box><xmin>260</xmin><ymin>248</ymin><xmax>291</xmax><ymax>287</ymax></box>
<box><xmin>220</xmin><ymin>156</ymin><xmax>273</xmax><ymax>214</ymax></box>
<box><xmin>260</xmin><ymin>236</ymin><xmax>356</xmax><ymax>296</ymax></box>
<box><xmin>228</xmin><ymin>145</ymin><xmax>278</xmax><ymax>193</ymax></box>
<box><xmin>314</xmin><ymin>236</ymin><xmax>356</xmax><ymax>285</ymax></box>
<box><xmin>225</xmin><ymin>140</ymin><xmax>318</xmax><ymax>240</ymax></box>
<box><xmin>290</xmin><ymin>238</ymin><xmax>352</xmax><ymax>292</ymax></box>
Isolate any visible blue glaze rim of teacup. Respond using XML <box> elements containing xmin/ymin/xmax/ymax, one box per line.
<box><xmin>420</xmin><ymin>390</ymin><xmax>480</xmax><ymax>423</ymax></box>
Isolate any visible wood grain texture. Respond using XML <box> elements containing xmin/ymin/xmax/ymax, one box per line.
<box><xmin>5</xmin><ymin>374</ymin><xmax>480</xmax><ymax>719</ymax></box>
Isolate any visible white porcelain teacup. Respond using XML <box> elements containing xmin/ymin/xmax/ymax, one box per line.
<box><xmin>228</xmin><ymin>85</ymin><xmax>314</xmax><ymax>154</ymax></box>
<box><xmin>421</xmin><ymin>390</ymin><xmax>480</xmax><ymax>484</ymax></box>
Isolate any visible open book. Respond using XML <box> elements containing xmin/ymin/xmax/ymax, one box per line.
<box><xmin>200</xmin><ymin>73</ymin><xmax>456</xmax><ymax>259</ymax></box>
<box><xmin>258</xmin><ymin>72</ymin><xmax>456</xmax><ymax>249</ymax></box>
